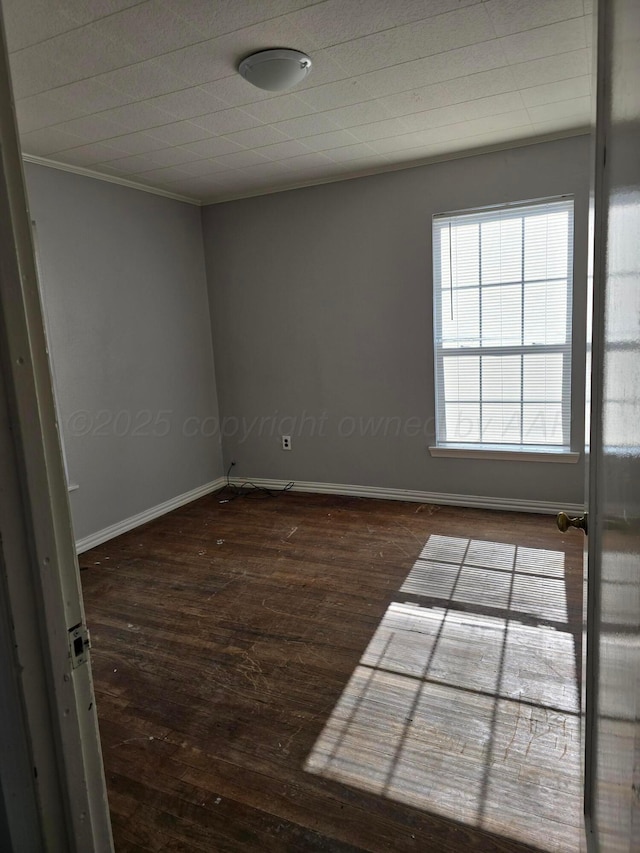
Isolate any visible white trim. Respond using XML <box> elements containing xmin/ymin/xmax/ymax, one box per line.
<box><xmin>2</xmin><ymin>43</ymin><xmax>114</xmax><ymax>843</ymax></box>
<box><xmin>228</xmin><ymin>476</ymin><xmax>583</xmax><ymax>516</ymax></box>
<box><xmin>75</xmin><ymin>477</ymin><xmax>225</xmax><ymax>553</ymax></box>
<box><xmin>22</xmin><ymin>154</ymin><xmax>201</xmax><ymax>206</ymax></box>
<box><xmin>22</xmin><ymin>130</ymin><xmax>589</xmax><ymax>209</ymax></box>
<box><xmin>75</xmin><ymin>473</ymin><xmax>583</xmax><ymax>555</ymax></box>
<box><xmin>429</xmin><ymin>446</ymin><xmax>581</xmax><ymax>463</ymax></box>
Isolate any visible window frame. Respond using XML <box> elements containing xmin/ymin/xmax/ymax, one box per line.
<box><xmin>431</xmin><ymin>196</ymin><xmax>577</xmax><ymax>461</ymax></box>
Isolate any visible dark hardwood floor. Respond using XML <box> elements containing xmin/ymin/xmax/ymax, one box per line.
<box><xmin>80</xmin><ymin>490</ymin><xmax>584</xmax><ymax>853</ymax></box>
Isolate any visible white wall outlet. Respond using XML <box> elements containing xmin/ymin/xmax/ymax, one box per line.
<box><xmin>282</xmin><ymin>435</ymin><xmax>292</xmax><ymax>450</ymax></box>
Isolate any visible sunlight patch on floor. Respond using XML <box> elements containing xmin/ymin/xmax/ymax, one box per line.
<box><xmin>305</xmin><ymin>536</ymin><xmax>582</xmax><ymax>853</ymax></box>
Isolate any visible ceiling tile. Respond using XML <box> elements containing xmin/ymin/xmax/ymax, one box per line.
<box><xmin>152</xmin><ymin>38</ymin><xmax>230</xmax><ymax>87</ymax></box>
<box><xmin>295</xmin><ymin>77</ymin><xmax>378</xmax><ymax>112</ymax></box>
<box><xmin>3</xmin><ymin>0</ymin><xmax>78</xmax><ymax>51</ymax></box>
<box><xmin>136</xmin><ymin>146</ymin><xmax>203</xmax><ymax>167</ymax></box>
<box><xmin>368</xmin><ymin>112</ymin><xmax>532</xmax><ymax>156</ymax></box>
<box><xmin>200</xmin><ymin>74</ymin><xmax>272</xmax><ymax>107</ymax></box>
<box><xmin>90</xmin><ymin>1</ymin><xmax>204</xmax><ymax>62</ymax></box>
<box><xmin>60</xmin><ymin>0</ymin><xmax>146</xmax><ymax>27</ymax></box>
<box><xmin>96</xmin><ymin>101</ymin><xmax>178</xmax><ymax>131</ymax></box>
<box><xmin>16</xmin><ymin>93</ymin><xmax>85</xmax><ymax>134</ymax></box>
<box><xmin>325</xmin><ymin>142</ymin><xmax>378</xmax><ymax>162</ymax></box>
<box><xmin>274</xmin><ymin>112</ymin><xmax>341</xmax><ymax>138</ymax></box>
<box><xmin>214</xmin><ymin>149</ymin><xmax>271</xmax><ymax>169</ymax></box>
<box><xmin>526</xmin><ymin>97</ymin><xmax>592</xmax><ymax>124</ymax></box>
<box><xmin>173</xmin><ymin>158</ymin><xmax>236</xmax><ymax>177</ymax></box>
<box><xmin>145</xmin><ymin>86</ymin><xmax>229</xmax><ymax>120</ymax></box>
<box><xmin>98</xmin><ymin>153</ymin><xmax>164</xmax><ymax>174</ymax></box>
<box><xmin>509</xmin><ymin>49</ymin><xmax>589</xmax><ymax>89</ymax></box>
<box><xmin>283</xmin><ymin>162</ymin><xmax>335</xmax><ymax>182</ymax></box>
<box><xmin>241</xmin><ymin>94</ymin><xmax>316</xmax><ymax>124</ymax></box>
<box><xmin>53</xmin><ymin>142</ymin><xmax>133</xmax><ymax>166</ymax></box>
<box><xmin>237</xmin><ymin>160</ymin><xmax>293</xmax><ymax>179</ymax></box>
<box><xmin>298</xmin><ymin>128</ymin><xmax>360</xmax><ymax>151</ymax></box>
<box><xmin>498</xmin><ymin>19</ymin><xmax>587</xmax><ymax>64</ymax></box>
<box><xmin>95</xmin><ymin>57</ymin><xmax>189</xmax><ymax>100</ymax></box>
<box><xmin>348</xmin><ymin>118</ymin><xmax>410</xmax><ymax>142</ymax></box>
<box><xmin>180</xmin><ymin>136</ymin><xmax>245</xmax><ymax>158</ymax></box>
<box><xmin>53</xmin><ymin>114</ymin><xmax>132</xmax><ymax>144</ymax></box>
<box><xmin>189</xmin><ymin>108</ymin><xmax>263</xmax><ymax>135</ymax></box>
<box><xmin>286</xmin><ymin>0</ymin><xmax>481</xmax><ymax>49</ymax></box>
<box><xmin>11</xmin><ymin>24</ymin><xmax>138</xmax><ymax>96</ymax></box>
<box><xmin>19</xmin><ymin>126</ymin><xmax>85</xmax><ymax>155</ymax></box>
<box><xmin>533</xmin><ymin>117</ymin><xmax>591</xmax><ymax>136</ymax></box>
<box><xmin>324</xmin><ymin>41</ymin><xmax>509</xmax><ymax>107</ymax></box>
<box><xmin>322</xmin><ymin>6</ymin><xmax>497</xmax><ymax>77</ymax></box>
<box><xmin>484</xmin><ymin>0</ymin><xmax>583</xmax><ymax>36</ymax></box>
<box><xmin>369</xmin><ymin>130</ymin><xmax>445</xmax><ymax>156</ymax></box>
<box><xmin>94</xmin><ymin>131</ymin><xmax>170</xmax><ymax>155</ymax></box>
<box><xmin>47</xmin><ymin>78</ymin><xmax>134</xmax><ymax>112</ymax></box>
<box><xmin>146</xmin><ymin>121</ymin><xmax>211</xmax><ymax>146</ymax></box>
<box><xmin>399</xmin><ymin>92</ymin><xmax>525</xmax><ymax>134</ymax></box>
<box><xmin>257</xmin><ymin>139</ymin><xmax>313</xmax><ymax>160</ymax></box>
<box><xmin>284</xmin><ymin>151</ymin><xmax>334</xmax><ymax>170</ymax></box>
<box><xmin>335</xmin><ymin>153</ymin><xmax>393</xmax><ymax>170</ymax></box>
<box><xmin>224</xmin><ymin>125</ymin><xmax>291</xmax><ymax>149</ymax></box>
<box><xmin>378</xmin><ymin>67</ymin><xmax>517</xmax><ymax>117</ymax></box>
<box><xmin>8</xmin><ymin>49</ymin><xmax>70</xmax><ymax>100</ymax></box>
<box><xmin>460</xmin><ymin>109</ymin><xmax>532</xmax><ymax>137</ymax></box>
<box><xmin>315</xmin><ymin>99</ymin><xmax>395</xmax><ymax>129</ymax></box>
<box><xmin>165</xmin><ymin>0</ymin><xmax>320</xmax><ymax>40</ymax></box>
<box><xmin>521</xmin><ymin>76</ymin><xmax>591</xmax><ymax>108</ymax></box>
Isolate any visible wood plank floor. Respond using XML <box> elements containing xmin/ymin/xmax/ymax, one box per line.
<box><xmin>80</xmin><ymin>490</ymin><xmax>584</xmax><ymax>853</ymax></box>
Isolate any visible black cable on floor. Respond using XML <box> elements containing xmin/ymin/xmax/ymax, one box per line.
<box><xmin>219</xmin><ymin>461</ymin><xmax>294</xmax><ymax>501</ymax></box>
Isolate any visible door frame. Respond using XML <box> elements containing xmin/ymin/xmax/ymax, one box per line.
<box><xmin>0</xmin><ymin>10</ymin><xmax>113</xmax><ymax>852</ymax></box>
<box><xmin>583</xmin><ymin>0</ymin><xmax>615</xmax><ymax>847</ymax></box>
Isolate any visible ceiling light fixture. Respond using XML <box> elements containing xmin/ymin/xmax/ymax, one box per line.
<box><xmin>238</xmin><ymin>48</ymin><xmax>312</xmax><ymax>92</ymax></box>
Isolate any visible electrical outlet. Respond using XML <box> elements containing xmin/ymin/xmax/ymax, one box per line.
<box><xmin>282</xmin><ymin>435</ymin><xmax>292</xmax><ymax>450</ymax></box>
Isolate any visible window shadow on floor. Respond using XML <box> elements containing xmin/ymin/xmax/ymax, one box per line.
<box><xmin>305</xmin><ymin>534</ymin><xmax>583</xmax><ymax>853</ymax></box>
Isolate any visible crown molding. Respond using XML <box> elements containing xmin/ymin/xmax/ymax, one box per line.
<box><xmin>21</xmin><ymin>153</ymin><xmax>202</xmax><ymax>206</ymax></box>
<box><xmin>21</xmin><ymin>128</ymin><xmax>590</xmax><ymax>210</ymax></box>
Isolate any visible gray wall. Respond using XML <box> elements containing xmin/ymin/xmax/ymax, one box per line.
<box><xmin>24</xmin><ymin>163</ymin><xmax>223</xmax><ymax>542</ymax></box>
<box><xmin>202</xmin><ymin>136</ymin><xmax>590</xmax><ymax>506</ymax></box>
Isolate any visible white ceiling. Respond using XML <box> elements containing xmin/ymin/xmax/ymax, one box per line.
<box><xmin>3</xmin><ymin>0</ymin><xmax>594</xmax><ymax>204</ymax></box>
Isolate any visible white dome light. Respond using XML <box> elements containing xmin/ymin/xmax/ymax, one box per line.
<box><xmin>238</xmin><ymin>49</ymin><xmax>312</xmax><ymax>92</ymax></box>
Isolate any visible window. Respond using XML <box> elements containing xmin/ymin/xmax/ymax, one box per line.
<box><xmin>432</xmin><ymin>197</ymin><xmax>574</xmax><ymax>457</ymax></box>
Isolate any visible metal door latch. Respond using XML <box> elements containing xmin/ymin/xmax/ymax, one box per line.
<box><xmin>68</xmin><ymin>623</ymin><xmax>90</xmax><ymax>668</ymax></box>
<box><xmin>556</xmin><ymin>511</ymin><xmax>588</xmax><ymax>535</ymax></box>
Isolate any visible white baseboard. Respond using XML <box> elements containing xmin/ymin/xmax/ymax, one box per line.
<box><xmin>75</xmin><ymin>477</ymin><xmax>226</xmax><ymax>554</ymax></box>
<box><xmin>228</xmin><ymin>476</ymin><xmax>583</xmax><ymax>516</ymax></box>
<box><xmin>76</xmin><ymin>475</ymin><xmax>582</xmax><ymax>554</ymax></box>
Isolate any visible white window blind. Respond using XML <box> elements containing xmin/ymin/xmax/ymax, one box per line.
<box><xmin>433</xmin><ymin>197</ymin><xmax>574</xmax><ymax>451</ymax></box>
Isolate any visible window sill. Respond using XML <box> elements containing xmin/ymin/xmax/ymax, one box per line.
<box><xmin>428</xmin><ymin>446</ymin><xmax>580</xmax><ymax>463</ymax></box>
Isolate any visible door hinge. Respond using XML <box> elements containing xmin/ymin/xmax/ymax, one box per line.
<box><xmin>68</xmin><ymin>622</ymin><xmax>90</xmax><ymax>669</ymax></box>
